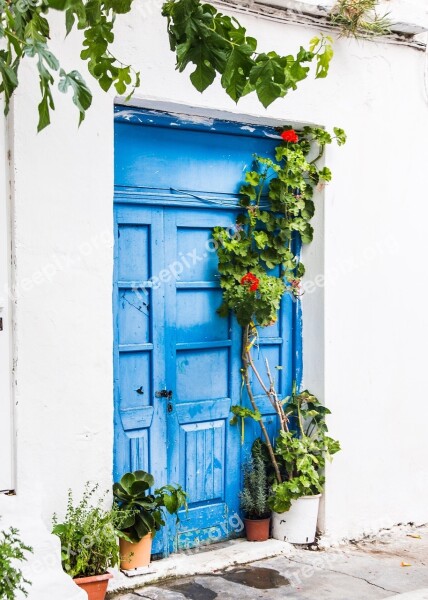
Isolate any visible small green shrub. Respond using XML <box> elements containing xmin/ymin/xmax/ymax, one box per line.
<box><xmin>52</xmin><ymin>484</ymin><xmax>120</xmax><ymax>578</ymax></box>
<box><xmin>0</xmin><ymin>524</ymin><xmax>32</xmax><ymax>599</ymax></box>
<box><xmin>240</xmin><ymin>442</ymin><xmax>270</xmax><ymax>520</ymax></box>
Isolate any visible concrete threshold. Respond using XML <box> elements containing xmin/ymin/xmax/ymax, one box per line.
<box><xmin>107</xmin><ymin>538</ymin><xmax>292</xmax><ymax>595</ymax></box>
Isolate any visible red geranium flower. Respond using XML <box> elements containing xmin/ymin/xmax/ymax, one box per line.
<box><xmin>281</xmin><ymin>129</ymin><xmax>299</xmax><ymax>143</ymax></box>
<box><xmin>241</xmin><ymin>272</ymin><xmax>260</xmax><ymax>292</ymax></box>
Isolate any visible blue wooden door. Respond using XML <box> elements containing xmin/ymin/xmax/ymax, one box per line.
<box><xmin>113</xmin><ymin>108</ymin><xmax>299</xmax><ymax>556</ymax></box>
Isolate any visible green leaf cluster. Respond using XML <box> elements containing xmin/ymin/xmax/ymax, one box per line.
<box><xmin>268</xmin><ymin>389</ymin><xmax>341</xmax><ymax>513</ymax></box>
<box><xmin>0</xmin><ymin>0</ymin><xmax>336</xmax><ymax>129</ymax></box>
<box><xmin>51</xmin><ymin>483</ymin><xmax>120</xmax><ymax>578</ymax></box>
<box><xmin>113</xmin><ymin>470</ymin><xmax>187</xmax><ymax>543</ymax></box>
<box><xmin>230</xmin><ymin>404</ymin><xmax>261</xmax><ymax>426</ymax></box>
<box><xmin>163</xmin><ymin>0</ymin><xmax>334</xmax><ymax>106</ymax></box>
<box><xmin>213</xmin><ymin>125</ymin><xmax>346</xmax><ymax>328</ymax></box>
<box><xmin>0</xmin><ymin>523</ymin><xmax>32</xmax><ymax>599</ymax></box>
<box><xmin>0</xmin><ymin>0</ymin><xmax>140</xmax><ymax>130</ymax></box>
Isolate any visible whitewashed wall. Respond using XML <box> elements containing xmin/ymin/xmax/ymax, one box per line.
<box><xmin>0</xmin><ymin>102</ymin><xmax>14</xmax><ymax>493</ymax></box>
<box><xmin>1</xmin><ymin>0</ymin><xmax>428</xmax><ymax>596</ymax></box>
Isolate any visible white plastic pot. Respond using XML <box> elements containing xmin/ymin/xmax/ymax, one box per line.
<box><xmin>271</xmin><ymin>494</ymin><xmax>321</xmax><ymax>544</ymax></box>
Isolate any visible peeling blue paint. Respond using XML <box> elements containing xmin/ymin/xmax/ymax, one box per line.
<box><xmin>114</xmin><ymin>105</ymin><xmax>282</xmax><ymax>140</ymax></box>
<box><xmin>293</xmin><ymin>300</ymin><xmax>304</xmax><ymax>391</ymax></box>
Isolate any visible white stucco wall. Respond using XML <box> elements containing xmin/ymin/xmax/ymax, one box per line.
<box><xmin>0</xmin><ymin>103</ymin><xmax>14</xmax><ymax>493</ymax></box>
<box><xmin>10</xmin><ymin>51</ymin><xmax>114</xmax><ymax>516</ymax></box>
<box><xmin>0</xmin><ymin>495</ymin><xmax>86</xmax><ymax>600</ymax></box>
<box><xmin>1</xmin><ymin>0</ymin><xmax>428</xmax><ymax>595</ymax></box>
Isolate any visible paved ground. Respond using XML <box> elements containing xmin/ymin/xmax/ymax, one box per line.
<box><xmin>111</xmin><ymin>525</ymin><xmax>428</xmax><ymax>600</ymax></box>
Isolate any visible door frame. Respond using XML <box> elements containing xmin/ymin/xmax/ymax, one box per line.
<box><xmin>112</xmin><ymin>104</ymin><xmax>307</xmax><ymax>554</ymax></box>
<box><xmin>0</xmin><ymin>108</ymin><xmax>14</xmax><ymax>493</ymax></box>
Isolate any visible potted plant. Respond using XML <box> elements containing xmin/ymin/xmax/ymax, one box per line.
<box><xmin>269</xmin><ymin>389</ymin><xmax>341</xmax><ymax>544</ymax></box>
<box><xmin>240</xmin><ymin>441</ymin><xmax>271</xmax><ymax>541</ymax></box>
<box><xmin>0</xmin><ymin>522</ymin><xmax>32</xmax><ymax>599</ymax></box>
<box><xmin>113</xmin><ymin>470</ymin><xmax>187</xmax><ymax>570</ymax></box>
<box><xmin>52</xmin><ymin>484</ymin><xmax>119</xmax><ymax>600</ymax></box>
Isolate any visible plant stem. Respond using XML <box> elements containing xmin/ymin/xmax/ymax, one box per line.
<box><xmin>242</xmin><ymin>325</ymin><xmax>282</xmax><ymax>483</ymax></box>
<box><xmin>246</xmin><ymin>336</ymin><xmax>289</xmax><ymax>432</ymax></box>
<box><xmin>296</xmin><ymin>392</ymin><xmax>305</xmax><ymax>438</ymax></box>
<box><xmin>247</xmin><ymin>351</ymin><xmax>275</xmax><ymax>408</ymax></box>
<box><xmin>309</xmin><ymin>141</ymin><xmax>325</xmax><ymax>165</ymax></box>
<box><xmin>264</xmin><ymin>358</ymin><xmax>289</xmax><ymax>433</ymax></box>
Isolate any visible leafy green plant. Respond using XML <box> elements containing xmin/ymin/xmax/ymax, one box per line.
<box><xmin>230</xmin><ymin>405</ymin><xmax>261</xmax><ymax>444</ymax></box>
<box><xmin>0</xmin><ymin>0</ymin><xmax>140</xmax><ymax>131</ymax></box>
<box><xmin>163</xmin><ymin>0</ymin><xmax>334</xmax><ymax>107</ymax></box>
<box><xmin>0</xmin><ymin>523</ymin><xmax>32</xmax><ymax>599</ymax></box>
<box><xmin>213</xmin><ymin>125</ymin><xmax>346</xmax><ymax>328</ymax></box>
<box><xmin>214</xmin><ymin>126</ymin><xmax>343</xmax><ymax>499</ymax></box>
<box><xmin>113</xmin><ymin>470</ymin><xmax>187</xmax><ymax>543</ymax></box>
<box><xmin>269</xmin><ymin>388</ymin><xmax>341</xmax><ymax>513</ymax></box>
<box><xmin>330</xmin><ymin>0</ymin><xmax>391</xmax><ymax>37</ymax></box>
<box><xmin>52</xmin><ymin>483</ymin><xmax>120</xmax><ymax>578</ymax></box>
<box><xmin>240</xmin><ymin>441</ymin><xmax>270</xmax><ymax>520</ymax></box>
<box><xmin>0</xmin><ymin>0</ymin><xmax>335</xmax><ymax>129</ymax></box>
<box><xmin>214</xmin><ymin>126</ymin><xmax>344</xmax><ymax>477</ymax></box>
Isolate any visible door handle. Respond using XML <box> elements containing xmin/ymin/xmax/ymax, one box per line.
<box><xmin>155</xmin><ymin>389</ymin><xmax>173</xmax><ymax>399</ymax></box>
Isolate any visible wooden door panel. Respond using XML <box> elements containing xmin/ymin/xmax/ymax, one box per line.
<box><xmin>113</xmin><ymin>110</ymin><xmax>299</xmax><ymax>557</ymax></box>
<box><xmin>164</xmin><ymin>207</ymin><xmax>241</xmax><ymax>551</ymax></box>
<box><xmin>113</xmin><ymin>205</ymin><xmax>167</xmax><ymax>555</ymax></box>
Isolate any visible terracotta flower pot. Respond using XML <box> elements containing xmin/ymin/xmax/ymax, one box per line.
<box><xmin>119</xmin><ymin>533</ymin><xmax>152</xmax><ymax>570</ymax></box>
<box><xmin>74</xmin><ymin>572</ymin><xmax>112</xmax><ymax>600</ymax></box>
<box><xmin>244</xmin><ymin>517</ymin><xmax>271</xmax><ymax>541</ymax></box>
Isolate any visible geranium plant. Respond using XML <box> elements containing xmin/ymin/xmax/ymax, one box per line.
<box><xmin>214</xmin><ymin>125</ymin><xmax>346</xmax><ymax>329</ymax></box>
<box><xmin>213</xmin><ymin>124</ymin><xmax>345</xmax><ymax>504</ymax></box>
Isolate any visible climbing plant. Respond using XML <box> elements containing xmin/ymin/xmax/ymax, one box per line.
<box><xmin>0</xmin><ymin>0</ymin><xmax>334</xmax><ymax>130</ymax></box>
<box><xmin>213</xmin><ymin>125</ymin><xmax>346</xmax><ymax>327</ymax></box>
<box><xmin>213</xmin><ymin>125</ymin><xmax>345</xmax><ymax>483</ymax></box>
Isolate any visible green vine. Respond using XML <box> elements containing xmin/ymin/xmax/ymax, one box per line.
<box><xmin>213</xmin><ymin>125</ymin><xmax>346</xmax><ymax>328</ymax></box>
<box><xmin>215</xmin><ymin>126</ymin><xmax>345</xmax><ymax>501</ymax></box>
